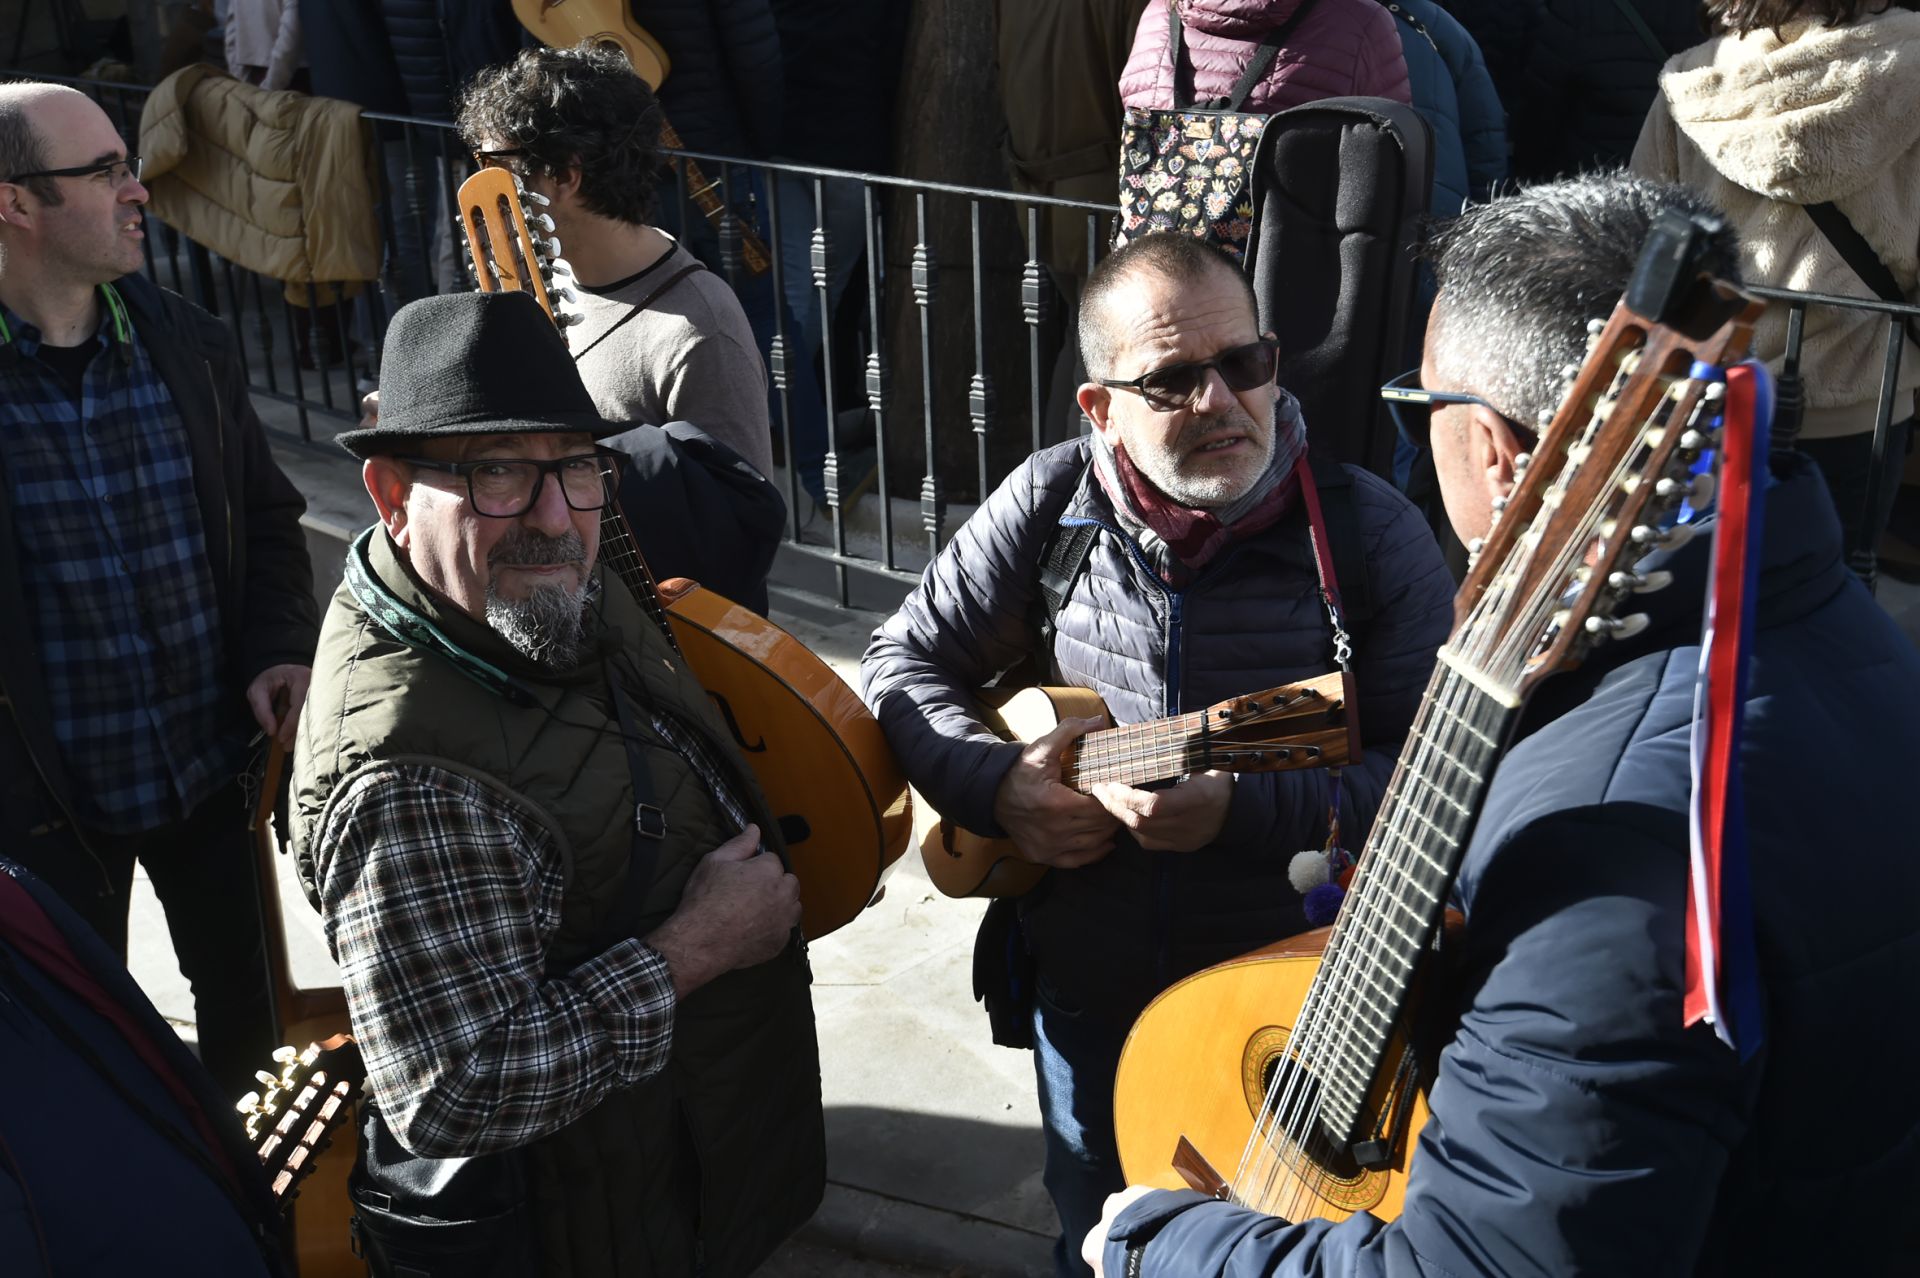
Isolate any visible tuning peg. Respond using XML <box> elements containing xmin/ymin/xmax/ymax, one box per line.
<box><xmin>236</xmin><ymin>1091</ymin><xmax>260</xmax><ymax>1115</ymax></box>
<box><xmin>1679</xmin><ymin>429</ymin><xmax>1712</xmax><ymax>453</ymax></box>
<box><xmin>1586</xmin><ymin>318</ymin><xmax>1607</xmax><ymax>336</ymax></box>
<box><xmin>1655</xmin><ymin>473</ymin><xmax>1715</xmax><ymax>507</ymax></box>
<box><xmin>1607</xmin><ymin>569</ymin><xmax>1673</xmax><ymax>594</ymax></box>
<box><xmin>1513</xmin><ymin>451</ymin><xmax>1533</xmax><ymax>472</ymax></box>
<box><xmin>1585</xmin><ymin>613</ymin><xmax>1649</xmax><ymax>642</ymax></box>
<box><xmin>1630</xmin><ymin>522</ymin><xmax>1698</xmax><ymax>551</ymax></box>
<box><xmin>528</xmin><ymin>212</ymin><xmax>556</xmax><ymax>235</ymax></box>
<box><xmin>1701</xmin><ymin>381</ymin><xmax>1726</xmax><ymax>402</ymax></box>
<box><xmin>521</xmin><ymin>188</ymin><xmax>551</xmax><ymax>207</ymax></box>
<box><xmin>558</xmin><ymin>311</ymin><xmax>586</xmax><ymax>328</ymax></box>
<box><xmin>544</xmin><ymin>235</ymin><xmax>564</xmax><ymax>259</ymax></box>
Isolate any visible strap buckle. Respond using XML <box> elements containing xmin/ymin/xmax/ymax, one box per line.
<box><xmin>634</xmin><ymin>804</ymin><xmax>667</xmax><ymax>839</ymax></box>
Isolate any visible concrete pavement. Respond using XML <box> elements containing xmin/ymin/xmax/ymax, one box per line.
<box><xmin>127</xmin><ymin>429</ymin><xmax>1060</xmax><ymax>1277</ymax></box>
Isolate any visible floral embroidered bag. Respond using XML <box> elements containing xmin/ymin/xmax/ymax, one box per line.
<box><xmin>1116</xmin><ymin>0</ymin><xmax>1322</xmax><ymax>263</ymax></box>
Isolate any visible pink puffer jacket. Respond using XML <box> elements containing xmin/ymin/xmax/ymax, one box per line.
<box><xmin>1119</xmin><ymin>0</ymin><xmax>1412</xmax><ymax>111</ymax></box>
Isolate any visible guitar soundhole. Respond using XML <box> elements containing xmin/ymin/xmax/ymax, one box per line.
<box><xmin>1241</xmin><ymin>1026</ymin><xmax>1370</xmax><ymax>1187</ymax></box>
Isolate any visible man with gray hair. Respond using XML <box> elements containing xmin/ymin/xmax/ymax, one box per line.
<box><xmin>1084</xmin><ymin>173</ymin><xmax>1920</xmax><ymax>1275</ymax></box>
<box><xmin>0</xmin><ymin>80</ymin><xmax>315</xmax><ymax>1098</ymax></box>
<box><xmin>863</xmin><ymin>230</ymin><xmax>1454</xmax><ymax>1277</ymax></box>
<box><xmin>292</xmin><ymin>289</ymin><xmax>823</xmax><ymax>1277</ymax></box>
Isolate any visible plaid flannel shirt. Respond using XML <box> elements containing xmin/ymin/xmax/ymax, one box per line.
<box><xmin>318</xmin><ymin>701</ymin><xmax>756</xmax><ymax>1160</ymax></box>
<box><xmin>0</xmin><ymin>290</ymin><xmax>238</xmax><ymax>833</ymax></box>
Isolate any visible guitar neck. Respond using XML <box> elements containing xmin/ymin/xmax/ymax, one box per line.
<box><xmin>657</xmin><ymin>118</ymin><xmax>771</xmax><ymax>276</ymax></box>
<box><xmin>597</xmin><ymin>503</ymin><xmax>682</xmax><ymax>658</ymax></box>
<box><xmin>1293</xmin><ymin>655</ymin><xmax>1519</xmax><ymax>1145</ymax></box>
<box><xmin>1063</xmin><ymin>710</ymin><xmax>1212</xmax><ymax>791</ymax></box>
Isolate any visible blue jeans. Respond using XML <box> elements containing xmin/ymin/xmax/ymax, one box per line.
<box><xmin>1032</xmin><ymin>978</ymin><xmax>1131</xmax><ymax>1278</ymax></box>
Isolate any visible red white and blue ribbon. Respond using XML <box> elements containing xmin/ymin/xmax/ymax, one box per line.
<box><xmin>1684</xmin><ymin>359</ymin><xmax>1768</xmax><ymax>1057</ymax></box>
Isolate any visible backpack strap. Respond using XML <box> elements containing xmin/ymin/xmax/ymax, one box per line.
<box><xmin>1036</xmin><ymin>519</ymin><xmax>1101</xmax><ymax>650</ymax></box>
<box><xmin>1602</xmin><ymin>0</ymin><xmax>1669</xmax><ymax>63</ymax></box>
<box><xmin>1804</xmin><ymin>201</ymin><xmax>1920</xmax><ymax>348</ymax></box>
<box><xmin>1168</xmin><ymin>0</ymin><xmax>1323</xmax><ymax>112</ymax></box>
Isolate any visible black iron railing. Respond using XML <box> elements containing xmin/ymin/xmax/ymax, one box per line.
<box><xmin>20</xmin><ymin>74</ymin><xmax>1919</xmax><ymax>600</ymax></box>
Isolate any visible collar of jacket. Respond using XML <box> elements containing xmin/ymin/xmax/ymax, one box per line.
<box><xmin>348</xmin><ymin>525</ymin><xmax>615</xmax><ymax>700</ymax></box>
<box><xmin>0</xmin><ymin>282</ymin><xmax>132</xmax><ymax>356</ymax></box>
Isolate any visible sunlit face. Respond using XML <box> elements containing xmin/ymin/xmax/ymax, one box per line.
<box><xmin>1081</xmin><ymin>265</ymin><xmax>1278</xmax><ymax>509</ymax></box>
<box><xmin>11</xmin><ymin>92</ymin><xmax>149</xmax><ymax>284</ymax></box>
<box><xmin>372</xmin><ymin>431</ymin><xmax>602</xmax><ymax>623</ymax></box>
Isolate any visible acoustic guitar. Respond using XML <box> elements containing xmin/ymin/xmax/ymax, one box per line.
<box><xmin>460</xmin><ymin>170</ymin><xmax>910</xmax><ymax>939</ymax></box>
<box><xmin>244</xmin><ymin>739</ymin><xmax>361</xmax><ymax>1275</ymax></box>
<box><xmin>920</xmin><ymin>672</ymin><xmax>1356</xmax><ymax>899</ymax></box>
<box><xmin>510</xmin><ymin>0</ymin><xmax>772</xmax><ymax>275</ymax></box>
<box><xmin>1111</xmin><ymin>219</ymin><xmax>1764</xmax><ymax>1224</ymax></box>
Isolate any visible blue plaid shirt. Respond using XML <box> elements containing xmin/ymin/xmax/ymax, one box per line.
<box><xmin>0</xmin><ymin>287</ymin><xmax>241</xmax><ymax>834</ymax></box>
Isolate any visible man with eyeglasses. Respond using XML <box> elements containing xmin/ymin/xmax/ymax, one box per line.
<box><xmin>291</xmin><ymin>289</ymin><xmax>822</xmax><ymax>1277</ymax></box>
<box><xmin>0</xmin><ymin>82</ymin><xmax>317</xmax><ymax>1099</ymax></box>
<box><xmin>1079</xmin><ymin>174</ymin><xmax>1920</xmax><ymax>1278</ymax></box>
<box><xmin>861</xmin><ymin>231</ymin><xmax>1454</xmax><ymax>1277</ymax></box>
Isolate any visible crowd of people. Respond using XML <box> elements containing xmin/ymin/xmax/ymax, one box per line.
<box><xmin>2</xmin><ymin>1</ymin><xmax>1919</xmax><ymax>1276</ymax></box>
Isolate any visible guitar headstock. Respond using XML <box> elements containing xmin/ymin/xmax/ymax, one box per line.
<box><xmin>1444</xmin><ymin>228</ymin><xmax>1764</xmax><ymax>708</ymax></box>
<box><xmin>457</xmin><ymin>167</ymin><xmax>584</xmax><ymax>340</ymax></box>
<box><xmin>237</xmin><ymin>1033</ymin><xmax>364</xmax><ymax>1206</ymax></box>
<box><xmin>1195</xmin><ymin>671</ymin><xmax>1353</xmax><ymax>772</ymax></box>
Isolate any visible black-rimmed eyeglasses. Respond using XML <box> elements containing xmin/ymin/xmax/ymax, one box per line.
<box><xmin>1097</xmin><ymin>337</ymin><xmax>1279</xmax><ymax>413</ymax></box>
<box><xmin>400</xmin><ymin>451</ymin><xmax>622</xmax><ymax>518</ymax></box>
<box><xmin>3</xmin><ymin>155</ymin><xmax>143</xmax><ymax>187</ymax></box>
<box><xmin>1380</xmin><ymin>369</ymin><xmax>1519</xmax><ymax>451</ymax></box>
<box><xmin>472</xmin><ymin>148</ymin><xmax>534</xmax><ymax>173</ymax></box>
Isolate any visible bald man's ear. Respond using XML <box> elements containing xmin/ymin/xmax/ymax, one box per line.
<box><xmin>1467</xmin><ymin>404</ymin><xmax>1527</xmax><ymax>508</ymax></box>
<box><xmin>363</xmin><ymin>457</ymin><xmax>411</xmax><ymax>544</ymax></box>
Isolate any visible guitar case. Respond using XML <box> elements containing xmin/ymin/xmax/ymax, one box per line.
<box><xmin>1241</xmin><ymin>97</ymin><xmax>1434</xmax><ymax>481</ymax></box>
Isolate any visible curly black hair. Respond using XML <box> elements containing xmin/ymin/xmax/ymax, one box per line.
<box><xmin>456</xmin><ymin>46</ymin><xmax>666</xmax><ymax>227</ymax></box>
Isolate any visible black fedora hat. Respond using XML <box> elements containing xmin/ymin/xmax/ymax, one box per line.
<box><xmin>336</xmin><ymin>291</ymin><xmax>608</xmax><ymax>458</ymax></box>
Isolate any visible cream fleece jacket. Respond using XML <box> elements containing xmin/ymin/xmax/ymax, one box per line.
<box><xmin>1631</xmin><ymin>11</ymin><xmax>1920</xmax><ymax>438</ymax></box>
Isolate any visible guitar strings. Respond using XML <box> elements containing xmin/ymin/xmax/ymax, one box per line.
<box><xmin>1234</xmin><ymin>358</ymin><xmax>1683</xmax><ymax>1219</ymax></box>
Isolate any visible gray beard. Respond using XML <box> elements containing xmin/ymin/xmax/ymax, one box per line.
<box><xmin>486</xmin><ymin>573</ymin><xmax>599</xmax><ymax>669</ymax></box>
<box><xmin>483</xmin><ymin>527</ymin><xmax>599</xmax><ymax>669</ymax></box>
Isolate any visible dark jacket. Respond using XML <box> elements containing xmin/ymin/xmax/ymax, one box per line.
<box><xmin>633</xmin><ymin>0</ymin><xmax>784</xmax><ymax>158</ymax></box>
<box><xmin>300</xmin><ymin>0</ymin><xmax>523</xmax><ymax>120</ymax></box>
<box><xmin>1510</xmin><ymin>0</ymin><xmax>1700</xmax><ymax>181</ymax></box>
<box><xmin>861</xmin><ymin>439</ymin><xmax>1454</xmax><ymax>1022</ymax></box>
<box><xmin>603</xmin><ymin>420</ymin><xmax>787</xmax><ymax>616</ymax></box>
<box><xmin>1097</xmin><ymin>453</ymin><xmax>1920</xmax><ymax>1274</ymax></box>
<box><xmin>1430</xmin><ymin>0</ymin><xmax>1539</xmax><ymax>114</ymax></box>
<box><xmin>768</xmin><ymin>0</ymin><xmax>909</xmax><ymax>170</ymax></box>
<box><xmin>0</xmin><ymin>859</ymin><xmax>286</xmax><ymax>1277</ymax></box>
<box><xmin>0</xmin><ymin>274</ymin><xmax>317</xmax><ymax>862</ymax></box>
<box><xmin>1388</xmin><ymin>0</ymin><xmax>1505</xmax><ymax>219</ymax></box>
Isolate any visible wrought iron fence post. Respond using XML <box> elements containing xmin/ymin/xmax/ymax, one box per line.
<box><xmin>913</xmin><ymin>193</ymin><xmax>945</xmax><ymax>558</ymax></box>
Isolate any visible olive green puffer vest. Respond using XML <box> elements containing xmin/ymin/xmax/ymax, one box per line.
<box><xmin>291</xmin><ymin>529</ymin><xmax>823</xmax><ymax>1277</ymax></box>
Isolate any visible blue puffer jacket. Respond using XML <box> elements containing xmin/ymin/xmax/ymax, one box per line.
<box><xmin>1386</xmin><ymin>0</ymin><xmax>1505</xmax><ymax>219</ymax></box>
<box><xmin>1431</xmin><ymin>0</ymin><xmax>1539</xmax><ymax>113</ymax></box>
<box><xmin>862</xmin><ymin>439</ymin><xmax>1454</xmax><ymax>1022</ymax></box>
<box><xmin>1096</xmin><ymin>453</ymin><xmax>1920</xmax><ymax>1273</ymax></box>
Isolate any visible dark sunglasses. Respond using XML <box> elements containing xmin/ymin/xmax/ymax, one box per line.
<box><xmin>1379</xmin><ymin>369</ymin><xmax>1516</xmax><ymax>451</ymax></box>
<box><xmin>1098</xmin><ymin>337</ymin><xmax>1279</xmax><ymax>413</ymax></box>
<box><xmin>472</xmin><ymin>148</ymin><xmax>535</xmax><ymax>172</ymax></box>
<box><xmin>4</xmin><ymin>155</ymin><xmax>142</xmax><ymax>186</ymax></box>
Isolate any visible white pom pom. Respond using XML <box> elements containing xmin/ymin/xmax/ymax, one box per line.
<box><xmin>1288</xmin><ymin>849</ymin><xmax>1330</xmax><ymax>894</ymax></box>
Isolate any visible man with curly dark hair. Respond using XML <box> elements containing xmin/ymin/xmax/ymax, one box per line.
<box><xmin>456</xmin><ymin>45</ymin><xmax>775</xmax><ymax>485</ymax></box>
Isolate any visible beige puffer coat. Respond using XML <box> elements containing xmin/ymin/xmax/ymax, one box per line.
<box><xmin>137</xmin><ymin>64</ymin><xmax>380</xmax><ymax>286</ymax></box>
<box><xmin>1631</xmin><ymin>11</ymin><xmax>1920</xmax><ymax>439</ymax></box>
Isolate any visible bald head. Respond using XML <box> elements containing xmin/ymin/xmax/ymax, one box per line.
<box><xmin>0</xmin><ymin>81</ymin><xmax>96</xmax><ymax>205</ymax></box>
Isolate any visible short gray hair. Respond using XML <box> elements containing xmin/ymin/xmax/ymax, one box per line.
<box><xmin>1079</xmin><ymin>232</ymin><xmax>1257</xmax><ymax>379</ymax></box>
<box><xmin>1425</xmin><ymin>172</ymin><xmax>1740</xmax><ymax>433</ymax></box>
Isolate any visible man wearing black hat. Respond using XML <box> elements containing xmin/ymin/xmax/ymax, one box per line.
<box><xmin>290</xmin><ymin>289</ymin><xmax>824</xmax><ymax>1278</ymax></box>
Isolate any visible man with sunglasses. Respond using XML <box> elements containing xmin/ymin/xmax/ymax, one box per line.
<box><xmin>0</xmin><ymin>82</ymin><xmax>317</xmax><ymax>1099</ymax></box>
<box><xmin>291</xmin><ymin>289</ymin><xmax>822</xmax><ymax>1277</ymax></box>
<box><xmin>1080</xmin><ymin>175</ymin><xmax>1920</xmax><ymax>1278</ymax></box>
<box><xmin>862</xmin><ymin>231</ymin><xmax>1455</xmax><ymax>1276</ymax></box>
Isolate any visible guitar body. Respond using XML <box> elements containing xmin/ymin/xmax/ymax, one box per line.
<box><xmin>510</xmin><ymin>0</ymin><xmax>670</xmax><ymax>86</ymax></box>
<box><xmin>659</xmin><ymin>580</ymin><xmax>911</xmax><ymax>939</ymax></box>
<box><xmin>1113</xmin><ymin>928</ymin><xmax>1429</xmax><ymax>1225</ymax></box>
<box><xmin>917</xmin><ymin>685</ymin><xmax>1105</xmax><ymax>899</ymax></box>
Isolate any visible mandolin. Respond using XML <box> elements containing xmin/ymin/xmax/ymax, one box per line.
<box><xmin>459</xmin><ymin>175</ymin><xmax>910</xmax><ymax>940</ymax></box>
<box><xmin>510</xmin><ymin>0</ymin><xmax>772</xmax><ymax>275</ymax></box>
<box><xmin>1111</xmin><ymin>219</ymin><xmax>1764</xmax><ymax>1224</ymax></box>
<box><xmin>920</xmin><ymin>673</ymin><xmax>1355</xmax><ymax>899</ymax></box>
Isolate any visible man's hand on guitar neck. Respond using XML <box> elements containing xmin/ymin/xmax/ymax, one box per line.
<box><xmin>993</xmin><ymin>716</ymin><xmax>1119</xmax><ymax>869</ymax></box>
